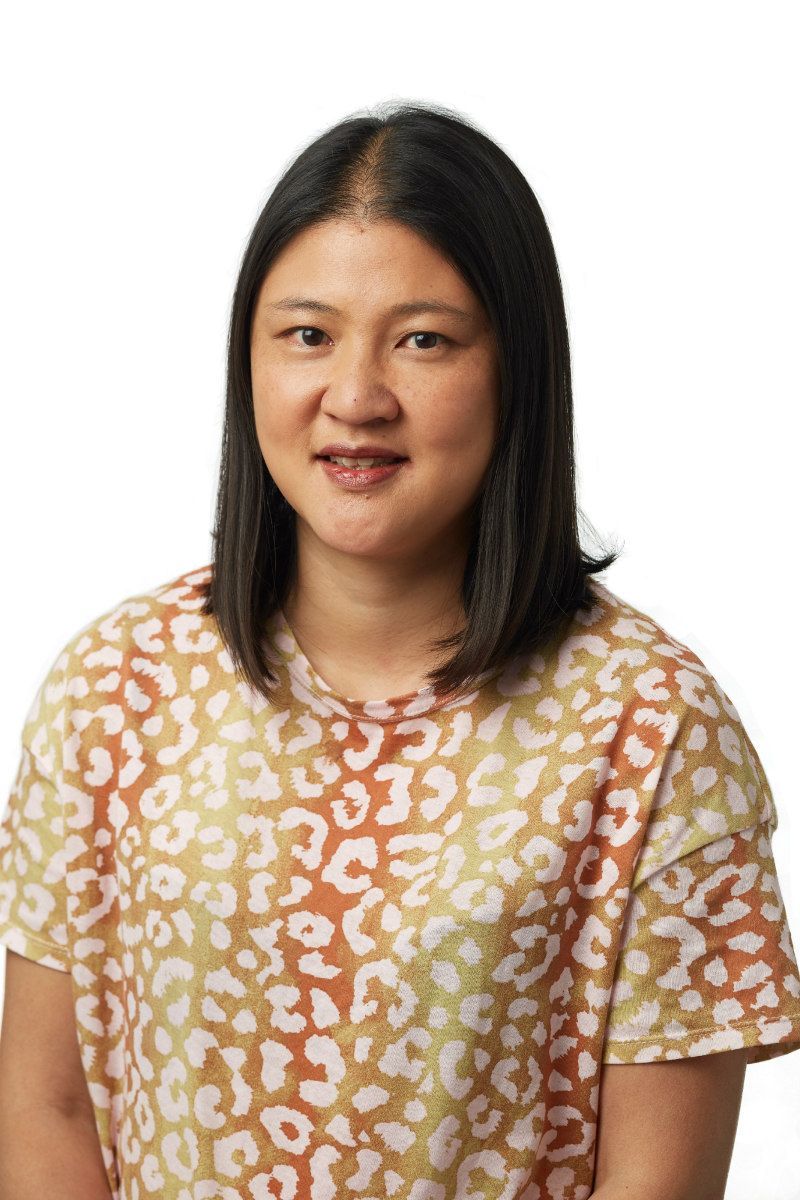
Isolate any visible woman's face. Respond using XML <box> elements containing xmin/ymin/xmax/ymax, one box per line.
<box><xmin>249</xmin><ymin>218</ymin><xmax>501</xmax><ymax>567</ymax></box>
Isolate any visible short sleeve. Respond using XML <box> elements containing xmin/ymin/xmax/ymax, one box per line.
<box><xmin>0</xmin><ymin>646</ymin><xmax>73</xmax><ymax>973</ymax></box>
<box><xmin>602</xmin><ymin>669</ymin><xmax>800</xmax><ymax>1066</ymax></box>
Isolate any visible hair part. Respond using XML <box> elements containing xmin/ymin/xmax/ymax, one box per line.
<box><xmin>198</xmin><ymin>98</ymin><xmax>621</xmax><ymax>702</ymax></box>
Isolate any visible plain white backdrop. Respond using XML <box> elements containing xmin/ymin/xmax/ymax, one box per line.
<box><xmin>1</xmin><ymin>2</ymin><xmax>798</xmax><ymax>1195</ymax></box>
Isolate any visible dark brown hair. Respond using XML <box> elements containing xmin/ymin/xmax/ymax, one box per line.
<box><xmin>198</xmin><ymin>99</ymin><xmax>621</xmax><ymax>701</ymax></box>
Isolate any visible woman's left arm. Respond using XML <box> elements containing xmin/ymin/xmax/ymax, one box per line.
<box><xmin>590</xmin><ymin>1048</ymin><xmax>749</xmax><ymax>1200</ymax></box>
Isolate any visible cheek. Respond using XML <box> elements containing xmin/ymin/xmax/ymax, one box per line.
<box><xmin>422</xmin><ymin>384</ymin><xmax>498</xmax><ymax>464</ymax></box>
<box><xmin>252</xmin><ymin>367</ymin><xmax>303</xmax><ymax>444</ymax></box>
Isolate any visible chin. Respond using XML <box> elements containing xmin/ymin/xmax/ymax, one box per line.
<box><xmin>321</xmin><ymin>537</ymin><xmax>400</xmax><ymax>559</ymax></box>
<box><xmin>304</xmin><ymin>521</ymin><xmax>409</xmax><ymax>558</ymax></box>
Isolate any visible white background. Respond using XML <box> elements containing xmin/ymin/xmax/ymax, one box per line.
<box><xmin>1</xmin><ymin>2</ymin><xmax>798</xmax><ymax>1195</ymax></box>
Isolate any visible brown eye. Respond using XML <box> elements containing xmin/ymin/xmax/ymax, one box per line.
<box><xmin>286</xmin><ymin>326</ymin><xmax>327</xmax><ymax>347</ymax></box>
<box><xmin>406</xmin><ymin>331</ymin><xmax>447</xmax><ymax>351</ymax></box>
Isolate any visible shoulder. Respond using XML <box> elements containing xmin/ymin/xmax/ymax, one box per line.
<box><xmin>70</xmin><ymin>562</ymin><xmax>216</xmax><ymax>660</ymax></box>
<box><xmin>568</xmin><ymin>577</ymin><xmax>740</xmax><ymax>723</ymax></box>
<box><xmin>572</xmin><ymin>576</ymin><xmax>705</xmax><ymax>669</ymax></box>
<box><xmin>29</xmin><ymin>563</ymin><xmax>224</xmax><ymax>733</ymax></box>
<box><xmin>577</xmin><ymin>576</ymin><xmax>768</xmax><ymax>776</ymax></box>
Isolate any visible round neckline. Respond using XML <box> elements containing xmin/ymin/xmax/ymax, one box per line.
<box><xmin>263</xmin><ymin>607</ymin><xmax>505</xmax><ymax>723</ymax></box>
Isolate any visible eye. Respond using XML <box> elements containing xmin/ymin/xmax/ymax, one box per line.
<box><xmin>283</xmin><ymin>326</ymin><xmax>329</xmax><ymax>348</ymax></box>
<box><xmin>403</xmin><ymin>331</ymin><xmax>448</xmax><ymax>351</ymax></box>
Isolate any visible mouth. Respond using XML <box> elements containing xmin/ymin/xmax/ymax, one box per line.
<box><xmin>316</xmin><ymin>454</ymin><xmax>408</xmax><ymax>467</ymax></box>
<box><xmin>316</xmin><ymin>456</ymin><xmax>409</xmax><ymax>488</ymax></box>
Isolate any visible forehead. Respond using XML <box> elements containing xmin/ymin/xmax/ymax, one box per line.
<box><xmin>256</xmin><ymin>218</ymin><xmax>481</xmax><ymax>318</ymax></box>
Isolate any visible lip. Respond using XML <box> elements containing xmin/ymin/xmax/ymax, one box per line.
<box><xmin>316</xmin><ymin>443</ymin><xmax>408</xmax><ymax>460</ymax></box>
<box><xmin>318</xmin><ymin>457</ymin><xmax>408</xmax><ymax>490</ymax></box>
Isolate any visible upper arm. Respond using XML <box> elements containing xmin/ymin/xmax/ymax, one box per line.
<box><xmin>593</xmin><ymin>1048</ymin><xmax>749</xmax><ymax>1200</ymax></box>
<box><xmin>0</xmin><ymin>948</ymin><xmax>93</xmax><ymax>1120</ymax></box>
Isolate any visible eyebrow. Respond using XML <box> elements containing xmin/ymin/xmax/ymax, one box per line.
<box><xmin>265</xmin><ymin>296</ymin><xmax>474</xmax><ymax>324</ymax></box>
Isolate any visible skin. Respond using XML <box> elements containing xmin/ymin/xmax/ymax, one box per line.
<box><xmin>0</xmin><ymin>951</ymin><xmax>112</xmax><ymax>1197</ymax></box>
<box><xmin>591</xmin><ymin>1048</ymin><xmax>748</xmax><ymax>1198</ymax></box>
<box><xmin>249</xmin><ymin>216</ymin><xmax>501</xmax><ymax>700</ymax></box>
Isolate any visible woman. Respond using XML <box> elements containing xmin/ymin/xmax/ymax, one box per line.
<box><xmin>1</xmin><ymin>100</ymin><xmax>798</xmax><ymax>1200</ymax></box>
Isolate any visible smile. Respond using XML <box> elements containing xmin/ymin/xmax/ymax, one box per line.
<box><xmin>317</xmin><ymin>457</ymin><xmax>408</xmax><ymax>489</ymax></box>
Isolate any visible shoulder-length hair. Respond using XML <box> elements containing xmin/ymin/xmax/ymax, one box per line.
<box><xmin>198</xmin><ymin>99</ymin><xmax>620</xmax><ymax>702</ymax></box>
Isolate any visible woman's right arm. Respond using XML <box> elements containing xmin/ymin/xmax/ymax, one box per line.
<box><xmin>0</xmin><ymin>949</ymin><xmax>113</xmax><ymax>1198</ymax></box>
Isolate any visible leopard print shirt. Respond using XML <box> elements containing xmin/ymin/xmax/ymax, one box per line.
<box><xmin>1</xmin><ymin>564</ymin><xmax>799</xmax><ymax>1199</ymax></box>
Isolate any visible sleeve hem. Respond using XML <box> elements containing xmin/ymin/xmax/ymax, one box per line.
<box><xmin>602</xmin><ymin>1012</ymin><xmax>800</xmax><ymax>1065</ymax></box>
<box><xmin>0</xmin><ymin>925</ymin><xmax>71</xmax><ymax>972</ymax></box>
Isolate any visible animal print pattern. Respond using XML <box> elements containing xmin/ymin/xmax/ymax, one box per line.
<box><xmin>1</xmin><ymin>564</ymin><xmax>799</xmax><ymax>1200</ymax></box>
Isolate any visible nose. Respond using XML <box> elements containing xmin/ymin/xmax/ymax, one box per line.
<box><xmin>319</xmin><ymin>342</ymin><xmax>401</xmax><ymax>425</ymax></box>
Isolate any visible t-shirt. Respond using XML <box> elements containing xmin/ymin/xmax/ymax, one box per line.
<box><xmin>1</xmin><ymin>564</ymin><xmax>799</xmax><ymax>1200</ymax></box>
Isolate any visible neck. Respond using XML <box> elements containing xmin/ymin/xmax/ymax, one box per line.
<box><xmin>281</xmin><ymin>526</ymin><xmax>469</xmax><ymax>701</ymax></box>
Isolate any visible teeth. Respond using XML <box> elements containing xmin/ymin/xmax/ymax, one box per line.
<box><xmin>327</xmin><ymin>456</ymin><xmax>398</xmax><ymax>467</ymax></box>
